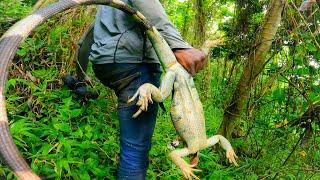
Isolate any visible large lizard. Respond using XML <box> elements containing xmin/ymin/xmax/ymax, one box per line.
<box><xmin>128</xmin><ymin>25</ymin><xmax>238</xmax><ymax>180</ymax></box>
<box><xmin>0</xmin><ymin>0</ymin><xmax>237</xmax><ymax>179</ymax></box>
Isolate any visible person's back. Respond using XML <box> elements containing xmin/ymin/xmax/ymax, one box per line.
<box><xmin>90</xmin><ymin>2</ymin><xmax>157</xmax><ymax>64</ymax></box>
<box><xmin>90</xmin><ymin>0</ymin><xmax>192</xmax><ymax>64</ymax></box>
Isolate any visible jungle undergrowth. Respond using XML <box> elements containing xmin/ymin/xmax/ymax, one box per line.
<box><xmin>0</xmin><ymin>0</ymin><xmax>319</xmax><ymax>179</ymax></box>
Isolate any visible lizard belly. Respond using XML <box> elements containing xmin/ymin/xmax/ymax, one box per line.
<box><xmin>170</xmin><ymin>89</ymin><xmax>206</xmax><ymax>151</ymax></box>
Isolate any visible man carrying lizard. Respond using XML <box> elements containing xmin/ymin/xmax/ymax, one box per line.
<box><xmin>88</xmin><ymin>0</ymin><xmax>205</xmax><ymax>179</ymax></box>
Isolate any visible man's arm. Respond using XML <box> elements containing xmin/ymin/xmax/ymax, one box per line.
<box><xmin>132</xmin><ymin>0</ymin><xmax>205</xmax><ymax>75</ymax></box>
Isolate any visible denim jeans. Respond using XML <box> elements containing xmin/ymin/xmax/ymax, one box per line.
<box><xmin>93</xmin><ymin>63</ymin><xmax>161</xmax><ymax>180</ymax></box>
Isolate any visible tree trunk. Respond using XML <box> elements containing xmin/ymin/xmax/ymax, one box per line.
<box><xmin>200</xmin><ymin>39</ymin><xmax>223</xmax><ymax>101</ymax></box>
<box><xmin>181</xmin><ymin>0</ymin><xmax>191</xmax><ymax>39</ymax></box>
<box><xmin>291</xmin><ymin>102</ymin><xmax>320</xmax><ymax>147</ymax></box>
<box><xmin>193</xmin><ymin>0</ymin><xmax>206</xmax><ymax>47</ymax></box>
<box><xmin>218</xmin><ymin>0</ymin><xmax>285</xmax><ymax>138</ymax></box>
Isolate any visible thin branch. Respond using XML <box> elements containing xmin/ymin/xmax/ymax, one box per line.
<box><xmin>280</xmin><ymin>73</ymin><xmax>312</xmax><ymax>104</ymax></box>
<box><xmin>290</xmin><ymin>1</ymin><xmax>320</xmax><ymax>50</ymax></box>
<box><xmin>272</xmin><ymin>129</ymin><xmax>307</xmax><ymax>180</ymax></box>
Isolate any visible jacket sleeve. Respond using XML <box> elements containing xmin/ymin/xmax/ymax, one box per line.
<box><xmin>131</xmin><ymin>0</ymin><xmax>192</xmax><ymax>49</ymax></box>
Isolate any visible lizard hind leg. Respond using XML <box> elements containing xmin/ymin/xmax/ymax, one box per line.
<box><xmin>169</xmin><ymin>148</ymin><xmax>202</xmax><ymax>180</ymax></box>
<box><xmin>206</xmin><ymin>135</ymin><xmax>238</xmax><ymax>166</ymax></box>
<box><xmin>167</xmin><ymin>136</ymin><xmax>200</xmax><ymax>167</ymax></box>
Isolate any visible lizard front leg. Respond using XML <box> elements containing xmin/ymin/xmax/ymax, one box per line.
<box><xmin>170</xmin><ymin>148</ymin><xmax>202</xmax><ymax>180</ymax></box>
<box><xmin>206</xmin><ymin>135</ymin><xmax>238</xmax><ymax>166</ymax></box>
<box><xmin>128</xmin><ymin>70</ymin><xmax>176</xmax><ymax>118</ymax></box>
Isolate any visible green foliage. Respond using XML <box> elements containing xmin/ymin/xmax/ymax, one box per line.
<box><xmin>1</xmin><ymin>0</ymin><xmax>320</xmax><ymax>179</ymax></box>
<box><xmin>0</xmin><ymin>0</ymin><xmax>30</xmax><ymax>22</ymax></box>
<box><xmin>0</xmin><ymin>0</ymin><xmax>31</xmax><ymax>34</ymax></box>
<box><xmin>5</xmin><ymin>69</ymin><xmax>119</xmax><ymax>178</ymax></box>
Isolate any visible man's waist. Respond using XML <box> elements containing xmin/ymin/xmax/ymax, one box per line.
<box><xmin>90</xmin><ymin>56</ymin><xmax>160</xmax><ymax>64</ymax></box>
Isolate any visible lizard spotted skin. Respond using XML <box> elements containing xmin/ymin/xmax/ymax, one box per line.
<box><xmin>128</xmin><ymin>31</ymin><xmax>238</xmax><ymax>179</ymax></box>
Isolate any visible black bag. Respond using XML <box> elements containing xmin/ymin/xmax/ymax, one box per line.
<box><xmin>62</xmin><ymin>23</ymin><xmax>99</xmax><ymax>100</ymax></box>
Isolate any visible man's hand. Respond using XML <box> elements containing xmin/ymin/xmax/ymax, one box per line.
<box><xmin>173</xmin><ymin>48</ymin><xmax>206</xmax><ymax>76</ymax></box>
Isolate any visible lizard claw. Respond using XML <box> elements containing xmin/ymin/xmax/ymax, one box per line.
<box><xmin>128</xmin><ymin>90</ymin><xmax>139</xmax><ymax>104</ymax></box>
<box><xmin>226</xmin><ymin>149</ymin><xmax>238</xmax><ymax>166</ymax></box>
<box><xmin>132</xmin><ymin>109</ymin><xmax>143</xmax><ymax>118</ymax></box>
<box><xmin>181</xmin><ymin>163</ymin><xmax>202</xmax><ymax>180</ymax></box>
<box><xmin>128</xmin><ymin>83</ymin><xmax>155</xmax><ymax>118</ymax></box>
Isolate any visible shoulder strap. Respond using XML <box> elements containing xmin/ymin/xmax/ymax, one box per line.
<box><xmin>76</xmin><ymin>22</ymin><xmax>95</xmax><ymax>81</ymax></box>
